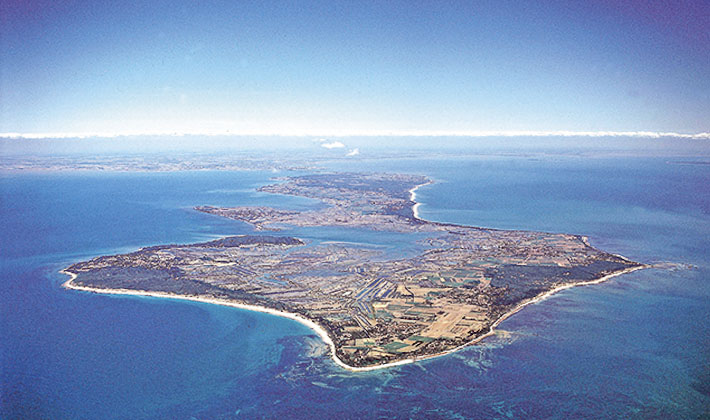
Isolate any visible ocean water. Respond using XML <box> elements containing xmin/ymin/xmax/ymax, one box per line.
<box><xmin>1</xmin><ymin>156</ymin><xmax>709</xmax><ymax>419</ymax></box>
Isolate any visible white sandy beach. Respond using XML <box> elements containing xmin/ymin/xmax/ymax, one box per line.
<box><xmin>61</xmin><ymin>269</ymin><xmax>418</xmax><ymax>371</ymax></box>
<box><xmin>408</xmin><ymin>181</ymin><xmax>431</xmax><ymax>220</ymax></box>
<box><xmin>61</xmin><ymin>270</ymin><xmax>351</xmax><ymax>371</ymax></box>
<box><xmin>60</xmin><ymin>262</ymin><xmax>645</xmax><ymax>372</ymax></box>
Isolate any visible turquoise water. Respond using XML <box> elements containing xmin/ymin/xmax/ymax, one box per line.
<box><xmin>1</xmin><ymin>157</ymin><xmax>709</xmax><ymax>419</ymax></box>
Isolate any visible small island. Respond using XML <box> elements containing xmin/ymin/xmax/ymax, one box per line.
<box><xmin>63</xmin><ymin>172</ymin><xmax>644</xmax><ymax>370</ymax></box>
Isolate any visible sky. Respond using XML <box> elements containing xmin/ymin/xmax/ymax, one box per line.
<box><xmin>1</xmin><ymin>0</ymin><xmax>709</xmax><ymax>136</ymax></box>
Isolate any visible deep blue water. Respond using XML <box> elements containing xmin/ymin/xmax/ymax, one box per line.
<box><xmin>1</xmin><ymin>157</ymin><xmax>709</xmax><ymax>419</ymax></box>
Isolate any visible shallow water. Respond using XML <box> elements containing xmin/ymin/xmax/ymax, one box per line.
<box><xmin>1</xmin><ymin>156</ymin><xmax>708</xmax><ymax>419</ymax></box>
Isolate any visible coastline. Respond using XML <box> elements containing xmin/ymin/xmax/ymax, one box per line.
<box><xmin>59</xmin><ymin>177</ymin><xmax>647</xmax><ymax>372</ymax></box>
<box><xmin>409</xmin><ymin>181</ymin><xmax>431</xmax><ymax>220</ymax></box>
<box><xmin>60</xmin><ymin>263</ymin><xmax>646</xmax><ymax>372</ymax></box>
<box><xmin>61</xmin><ymin>270</ymin><xmax>351</xmax><ymax>372</ymax></box>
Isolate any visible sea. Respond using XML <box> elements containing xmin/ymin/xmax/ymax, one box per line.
<box><xmin>1</xmin><ymin>139</ymin><xmax>709</xmax><ymax>419</ymax></box>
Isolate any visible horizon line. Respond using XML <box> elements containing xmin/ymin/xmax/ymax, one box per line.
<box><xmin>1</xmin><ymin>130</ymin><xmax>709</xmax><ymax>140</ymax></box>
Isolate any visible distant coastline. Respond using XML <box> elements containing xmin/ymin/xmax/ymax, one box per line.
<box><xmin>409</xmin><ymin>181</ymin><xmax>431</xmax><ymax>220</ymax></box>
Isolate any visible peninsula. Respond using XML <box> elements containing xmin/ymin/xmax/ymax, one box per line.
<box><xmin>63</xmin><ymin>172</ymin><xmax>643</xmax><ymax>369</ymax></box>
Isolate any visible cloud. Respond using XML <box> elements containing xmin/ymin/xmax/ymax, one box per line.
<box><xmin>2</xmin><ymin>130</ymin><xmax>709</xmax><ymax>140</ymax></box>
<box><xmin>321</xmin><ymin>141</ymin><xmax>346</xmax><ymax>149</ymax></box>
<box><xmin>346</xmin><ymin>148</ymin><xmax>360</xmax><ymax>156</ymax></box>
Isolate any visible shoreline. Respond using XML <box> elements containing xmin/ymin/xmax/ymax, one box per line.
<box><xmin>61</xmin><ymin>270</ymin><xmax>350</xmax><ymax>372</ymax></box>
<box><xmin>409</xmin><ymin>181</ymin><xmax>431</xmax><ymax>220</ymax></box>
<box><xmin>60</xmin><ymin>263</ymin><xmax>646</xmax><ymax>372</ymax></box>
<box><xmin>59</xmin><ymin>178</ymin><xmax>647</xmax><ymax>372</ymax></box>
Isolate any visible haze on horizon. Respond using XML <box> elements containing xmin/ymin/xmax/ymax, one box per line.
<box><xmin>1</xmin><ymin>1</ymin><xmax>709</xmax><ymax>136</ymax></box>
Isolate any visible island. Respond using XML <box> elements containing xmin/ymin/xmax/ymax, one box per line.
<box><xmin>63</xmin><ymin>172</ymin><xmax>644</xmax><ymax>370</ymax></box>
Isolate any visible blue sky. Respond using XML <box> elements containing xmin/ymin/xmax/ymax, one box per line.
<box><xmin>1</xmin><ymin>0</ymin><xmax>708</xmax><ymax>135</ymax></box>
